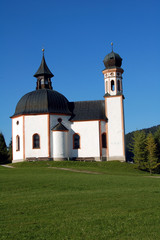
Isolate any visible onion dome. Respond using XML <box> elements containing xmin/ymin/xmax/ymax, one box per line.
<box><xmin>13</xmin><ymin>89</ymin><xmax>71</xmax><ymax>117</ymax></box>
<box><xmin>103</xmin><ymin>43</ymin><xmax>122</xmax><ymax>69</ymax></box>
<box><xmin>103</xmin><ymin>51</ymin><xmax>122</xmax><ymax>69</ymax></box>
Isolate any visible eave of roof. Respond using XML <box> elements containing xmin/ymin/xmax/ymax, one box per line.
<box><xmin>51</xmin><ymin>122</ymin><xmax>69</xmax><ymax>131</ymax></box>
<box><xmin>103</xmin><ymin>92</ymin><xmax>125</xmax><ymax>99</ymax></box>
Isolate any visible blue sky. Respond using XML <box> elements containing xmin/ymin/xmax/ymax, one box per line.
<box><xmin>1</xmin><ymin>0</ymin><xmax>160</xmax><ymax>145</ymax></box>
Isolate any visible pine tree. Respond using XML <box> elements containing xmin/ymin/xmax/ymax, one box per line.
<box><xmin>0</xmin><ymin>132</ymin><xmax>9</xmax><ymax>164</ymax></box>
<box><xmin>154</xmin><ymin>127</ymin><xmax>160</xmax><ymax>160</ymax></box>
<box><xmin>8</xmin><ymin>138</ymin><xmax>12</xmax><ymax>162</ymax></box>
<box><xmin>129</xmin><ymin>130</ymin><xmax>147</xmax><ymax>170</ymax></box>
<box><xmin>145</xmin><ymin>133</ymin><xmax>159</xmax><ymax>174</ymax></box>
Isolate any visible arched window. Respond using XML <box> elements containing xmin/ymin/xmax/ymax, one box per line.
<box><xmin>41</xmin><ymin>78</ymin><xmax>44</xmax><ymax>84</ymax></box>
<box><xmin>73</xmin><ymin>133</ymin><xmax>80</xmax><ymax>149</ymax></box>
<box><xmin>33</xmin><ymin>134</ymin><xmax>40</xmax><ymax>149</ymax></box>
<box><xmin>117</xmin><ymin>80</ymin><xmax>120</xmax><ymax>92</ymax></box>
<box><xmin>102</xmin><ymin>133</ymin><xmax>107</xmax><ymax>148</ymax></box>
<box><xmin>111</xmin><ymin>80</ymin><xmax>115</xmax><ymax>91</ymax></box>
<box><xmin>16</xmin><ymin>135</ymin><xmax>20</xmax><ymax>151</ymax></box>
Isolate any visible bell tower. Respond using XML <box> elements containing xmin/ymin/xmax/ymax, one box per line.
<box><xmin>34</xmin><ymin>49</ymin><xmax>54</xmax><ymax>90</ymax></box>
<box><xmin>103</xmin><ymin>43</ymin><xmax>126</xmax><ymax>161</ymax></box>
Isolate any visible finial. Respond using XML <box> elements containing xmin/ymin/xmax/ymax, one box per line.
<box><xmin>42</xmin><ymin>48</ymin><xmax>45</xmax><ymax>56</ymax></box>
<box><xmin>111</xmin><ymin>42</ymin><xmax>113</xmax><ymax>52</ymax></box>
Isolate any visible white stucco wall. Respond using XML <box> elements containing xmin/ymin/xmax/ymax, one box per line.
<box><xmin>12</xmin><ymin>114</ymin><xmax>107</xmax><ymax>161</ymax></box>
<box><xmin>25</xmin><ymin>115</ymin><xmax>49</xmax><ymax>158</ymax></box>
<box><xmin>12</xmin><ymin>116</ymin><xmax>24</xmax><ymax>161</ymax></box>
<box><xmin>69</xmin><ymin>121</ymin><xmax>100</xmax><ymax>159</ymax></box>
<box><xmin>101</xmin><ymin>120</ymin><xmax>106</xmax><ymax>133</ymax></box>
<box><xmin>50</xmin><ymin>114</ymin><xmax>71</xmax><ymax>158</ymax></box>
<box><xmin>52</xmin><ymin>131</ymin><xmax>68</xmax><ymax>159</ymax></box>
<box><xmin>106</xmin><ymin>96</ymin><xmax>125</xmax><ymax>160</ymax></box>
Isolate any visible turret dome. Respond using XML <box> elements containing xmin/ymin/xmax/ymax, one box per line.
<box><xmin>13</xmin><ymin>89</ymin><xmax>71</xmax><ymax>117</ymax></box>
<box><xmin>103</xmin><ymin>51</ymin><xmax>122</xmax><ymax>69</ymax></box>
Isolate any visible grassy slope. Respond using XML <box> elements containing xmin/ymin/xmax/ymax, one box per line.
<box><xmin>1</xmin><ymin>161</ymin><xmax>160</xmax><ymax>240</ymax></box>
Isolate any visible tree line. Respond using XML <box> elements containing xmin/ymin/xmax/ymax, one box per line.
<box><xmin>129</xmin><ymin>127</ymin><xmax>160</xmax><ymax>174</ymax></box>
<box><xmin>0</xmin><ymin>133</ymin><xmax>12</xmax><ymax>164</ymax></box>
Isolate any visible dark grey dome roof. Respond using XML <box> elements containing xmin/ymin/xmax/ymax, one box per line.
<box><xmin>13</xmin><ymin>89</ymin><xmax>71</xmax><ymax>116</ymax></box>
<box><xmin>103</xmin><ymin>51</ymin><xmax>122</xmax><ymax>69</ymax></box>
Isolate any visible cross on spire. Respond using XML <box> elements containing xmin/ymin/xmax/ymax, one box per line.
<box><xmin>111</xmin><ymin>42</ymin><xmax>113</xmax><ymax>52</ymax></box>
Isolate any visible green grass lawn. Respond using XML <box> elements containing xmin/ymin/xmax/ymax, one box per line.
<box><xmin>1</xmin><ymin>161</ymin><xmax>160</xmax><ymax>240</ymax></box>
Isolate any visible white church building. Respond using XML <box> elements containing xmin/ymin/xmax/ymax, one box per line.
<box><xmin>11</xmin><ymin>47</ymin><xmax>126</xmax><ymax>163</ymax></box>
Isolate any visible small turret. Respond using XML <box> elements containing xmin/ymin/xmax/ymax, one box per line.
<box><xmin>34</xmin><ymin>49</ymin><xmax>54</xmax><ymax>90</ymax></box>
<box><xmin>102</xmin><ymin>43</ymin><xmax>124</xmax><ymax>96</ymax></box>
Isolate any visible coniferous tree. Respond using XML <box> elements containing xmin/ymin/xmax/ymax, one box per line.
<box><xmin>145</xmin><ymin>133</ymin><xmax>159</xmax><ymax>174</ymax></box>
<box><xmin>0</xmin><ymin>132</ymin><xmax>8</xmax><ymax>164</ymax></box>
<box><xmin>129</xmin><ymin>130</ymin><xmax>147</xmax><ymax>170</ymax></box>
<box><xmin>154</xmin><ymin>127</ymin><xmax>160</xmax><ymax>160</ymax></box>
<box><xmin>8</xmin><ymin>138</ymin><xmax>12</xmax><ymax>162</ymax></box>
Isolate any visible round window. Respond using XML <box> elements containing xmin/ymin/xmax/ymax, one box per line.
<box><xmin>58</xmin><ymin>118</ymin><xmax>62</xmax><ymax>123</ymax></box>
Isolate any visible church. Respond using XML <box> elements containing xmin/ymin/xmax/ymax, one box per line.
<box><xmin>11</xmin><ymin>47</ymin><xmax>126</xmax><ymax>163</ymax></box>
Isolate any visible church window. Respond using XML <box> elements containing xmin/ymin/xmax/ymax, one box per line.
<box><xmin>102</xmin><ymin>133</ymin><xmax>107</xmax><ymax>148</ymax></box>
<box><xmin>117</xmin><ymin>80</ymin><xmax>120</xmax><ymax>92</ymax></box>
<box><xmin>33</xmin><ymin>134</ymin><xmax>40</xmax><ymax>149</ymax></box>
<box><xmin>16</xmin><ymin>121</ymin><xmax>19</xmax><ymax>125</ymax></box>
<box><xmin>111</xmin><ymin>80</ymin><xmax>115</xmax><ymax>91</ymax></box>
<box><xmin>16</xmin><ymin>135</ymin><xmax>20</xmax><ymax>151</ymax></box>
<box><xmin>73</xmin><ymin>133</ymin><xmax>80</xmax><ymax>149</ymax></box>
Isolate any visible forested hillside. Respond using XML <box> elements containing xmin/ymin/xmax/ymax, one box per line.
<box><xmin>125</xmin><ymin>124</ymin><xmax>160</xmax><ymax>162</ymax></box>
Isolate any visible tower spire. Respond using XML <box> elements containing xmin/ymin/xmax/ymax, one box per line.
<box><xmin>42</xmin><ymin>48</ymin><xmax>45</xmax><ymax>56</ymax></box>
<box><xmin>34</xmin><ymin>50</ymin><xmax>54</xmax><ymax>90</ymax></box>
